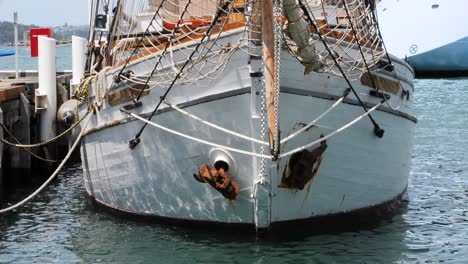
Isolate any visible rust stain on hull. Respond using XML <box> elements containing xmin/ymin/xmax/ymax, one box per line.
<box><xmin>279</xmin><ymin>139</ymin><xmax>327</xmax><ymax>190</ymax></box>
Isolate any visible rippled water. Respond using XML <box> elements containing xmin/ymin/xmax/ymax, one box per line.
<box><xmin>0</xmin><ymin>79</ymin><xmax>467</xmax><ymax>263</ymax></box>
<box><xmin>0</xmin><ymin>46</ymin><xmax>72</xmax><ymax>71</ymax></box>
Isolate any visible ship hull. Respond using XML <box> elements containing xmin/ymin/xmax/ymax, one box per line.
<box><xmin>79</xmin><ymin>50</ymin><xmax>416</xmax><ymax>229</ymax></box>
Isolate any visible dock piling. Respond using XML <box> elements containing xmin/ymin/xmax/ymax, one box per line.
<box><xmin>36</xmin><ymin>36</ymin><xmax>57</xmax><ymax>160</ymax></box>
<box><xmin>71</xmin><ymin>36</ymin><xmax>88</xmax><ymax>97</ymax></box>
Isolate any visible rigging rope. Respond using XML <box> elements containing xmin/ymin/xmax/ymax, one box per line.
<box><xmin>298</xmin><ymin>0</ymin><xmax>384</xmax><ymax>138</ymax></box>
<box><xmin>120</xmin><ymin>108</ymin><xmax>273</xmax><ymax>159</ymax></box>
<box><xmin>279</xmin><ymin>100</ymin><xmax>384</xmax><ymax>159</ymax></box>
<box><xmin>129</xmin><ymin>0</ymin><xmax>236</xmax><ymax>148</ymax></box>
<box><xmin>342</xmin><ymin>0</ymin><xmax>378</xmax><ymax>90</ymax></box>
<box><xmin>101</xmin><ymin>0</ymin><xmax>387</xmax><ymax>87</ymax></box>
<box><xmin>132</xmin><ymin>0</ymin><xmax>197</xmax><ymax>102</ymax></box>
<box><xmin>163</xmin><ymin>100</ymin><xmax>269</xmax><ymax>145</ymax></box>
<box><xmin>368</xmin><ymin>0</ymin><xmax>410</xmax><ymax>112</ymax></box>
<box><xmin>113</xmin><ymin>0</ymin><xmax>169</xmax><ymax>84</ymax></box>
<box><xmin>122</xmin><ymin>98</ymin><xmax>385</xmax><ymax>161</ymax></box>
<box><xmin>280</xmin><ymin>89</ymin><xmax>349</xmax><ymax>144</ymax></box>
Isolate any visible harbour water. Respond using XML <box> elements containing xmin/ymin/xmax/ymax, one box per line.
<box><xmin>1</xmin><ymin>48</ymin><xmax>467</xmax><ymax>263</ymax></box>
<box><xmin>0</xmin><ymin>46</ymin><xmax>72</xmax><ymax>71</ymax></box>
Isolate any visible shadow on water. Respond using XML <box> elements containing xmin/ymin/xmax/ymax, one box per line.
<box><xmin>71</xmin><ymin>190</ymin><xmax>411</xmax><ymax>264</ymax></box>
<box><xmin>0</xmin><ymin>163</ymin><xmax>413</xmax><ymax>263</ymax></box>
<box><xmin>85</xmin><ymin>177</ymin><xmax>410</xmax><ymax>237</ymax></box>
<box><xmin>0</xmin><ymin>162</ymin><xmax>415</xmax><ymax>264</ymax></box>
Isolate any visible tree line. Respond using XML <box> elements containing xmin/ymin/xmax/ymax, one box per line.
<box><xmin>0</xmin><ymin>21</ymin><xmax>88</xmax><ymax>45</ymax></box>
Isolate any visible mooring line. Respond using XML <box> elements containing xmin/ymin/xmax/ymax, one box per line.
<box><xmin>1</xmin><ymin>111</ymin><xmax>91</xmax><ymax>148</ymax></box>
<box><xmin>0</xmin><ymin>112</ymin><xmax>92</xmax><ymax>214</ymax></box>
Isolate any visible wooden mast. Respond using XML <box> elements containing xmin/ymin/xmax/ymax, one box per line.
<box><xmin>262</xmin><ymin>0</ymin><xmax>277</xmax><ymax>157</ymax></box>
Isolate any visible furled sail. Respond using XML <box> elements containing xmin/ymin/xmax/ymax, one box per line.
<box><xmin>284</xmin><ymin>0</ymin><xmax>324</xmax><ymax>74</ymax></box>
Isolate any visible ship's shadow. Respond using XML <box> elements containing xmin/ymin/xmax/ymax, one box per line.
<box><xmin>86</xmin><ymin>192</ymin><xmax>409</xmax><ymax>240</ymax></box>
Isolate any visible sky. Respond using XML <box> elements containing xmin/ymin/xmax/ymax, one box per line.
<box><xmin>0</xmin><ymin>0</ymin><xmax>89</xmax><ymax>26</ymax></box>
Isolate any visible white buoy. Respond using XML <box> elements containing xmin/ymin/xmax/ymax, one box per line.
<box><xmin>71</xmin><ymin>36</ymin><xmax>88</xmax><ymax>96</ymax></box>
<box><xmin>35</xmin><ymin>36</ymin><xmax>57</xmax><ymax>142</ymax></box>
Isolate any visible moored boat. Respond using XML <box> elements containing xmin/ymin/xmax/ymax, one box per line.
<box><xmin>0</xmin><ymin>50</ymin><xmax>15</xmax><ymax>57</ymax></box>
<box><xmin>74</xmin><ymin>0</ymin><xmax>416</xmax><ymax>231</ymax></box>
<box><xmin>377</xmin><ymin>0</ymin><xmax>468</xmax><ymax>78</ymax></box>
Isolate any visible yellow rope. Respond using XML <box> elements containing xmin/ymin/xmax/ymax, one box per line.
<box><xmin>0</xmin><ymin>111</ymin><xmax>93</xmax><ymax>214</ymax></box>
<box><xmin>73</xmin><ymin>75</ymin><xmax>95</xmax><ymax>103</ymax></box>
<box><xmin>1</xmin><ymin>130</ymin><xmax>59</xmax><ymax>163</ymax></box>
<box><xmin>1</xmin><ymin>110</ymin><xmax>91</xmax><ymax>149</ymax></box>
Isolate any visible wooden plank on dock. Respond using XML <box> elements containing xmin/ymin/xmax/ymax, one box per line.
<box><xmin>0</xmin><ymin>85</ymin><xmax>25</xmax><ymax>102</ymax></box>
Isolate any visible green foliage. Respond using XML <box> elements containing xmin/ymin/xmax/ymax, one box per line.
<box><xmin>0</xmin><ymin>21</ymin><xmax>39</xmax><ymax>44</ymax></box>
<box><xmin>0</xmin><ymin>21</ymin><xmax>88</xmax><ymax>45</ymax></box>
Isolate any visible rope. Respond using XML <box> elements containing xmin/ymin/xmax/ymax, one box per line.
<box><xmin>368</xmin><ymin>2</ymin><xmax>408</xmax><ymax>111</ymax></box>
<box><xmin>121</xmin><ymin>109</ymin><xmax>273</xmax><ymax>159</ymax></box>
<box><xmin>130</xmin><ymin>0</ymin><xmax>235</xmax><ymax>143</ymax></box>
<box><xmin>0</xmin><ymin>122</ymin><xmax>59</xmax><ymax>163</ymax></box>
<box><xmin>0</xmin><ymin>111</ymin><xmax>93</xmax><ymax>214</ymax></box>
<box><xmin>342</xmin><ymin>1</ymin><xmax>378</xmax><ymax>90</ymax></box>
<box><xmin>122</xmin><ymin>98</ymin><xmax>384</xmax><ymax>160</ymax></box>
<box><xmin>341</xmin><ymin>1</ymin><xmax>404</xmax><ymax>113</ymax></box>
<box><xmin>132</xmin><ymin>0</ymin><xmax>196</xmax><ymax>103</ymax></box>
<box><xmin>298</xmin><ymin>0</ymin><xmax>383</xmax><ymax>136</ymax></box>
<box><xmin>1</xmin><ymin>111</ymin><xmax>91</xmax><ymax>149</ymax></box>
<box><xmin>163</xmin><ymin>100</ymin><xmax>269</xmax><ymax>146</ymax></box>
<box><xmin>280</xmin><ymin>95</ymin><xmax>346</xmax><ymax>144</ymax></box>
<box><xmin>74</xmin><ymin>75</ymin><xmax>96</xmax><ymax>102</ymax></box>
<box><xmin>113</xmin><ymin>0</ymin><xmax>169</xmax><ymax>85</ymax></box>
<box><xmin>279</xmin><ymin>100</ymin><xmax>384</xmax><ymax>159</ymax></box>
<box><xmin>93</xmin><ymin>67</ymin><xmax>112</xmax><ymax>107</ymax></box>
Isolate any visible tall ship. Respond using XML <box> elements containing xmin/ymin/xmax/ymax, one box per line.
<box><xmin>73</xmin><ymin>0</ymin><xmax>416</xmax><ymax>231</ymax></box>
<box><xmin>377</xmin><ymin>0</ymin><xmax>468</xmax><ymax>78</ymax></box>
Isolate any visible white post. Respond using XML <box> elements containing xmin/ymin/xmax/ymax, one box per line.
<box><xmin>88</xmin><ymin>0</ymin><xmax>93</xmax><ymax>25</ymax></box>
<box><xmin>37</xmin><ymin>36</ymin><xmax>57</xmax><ymax>142</ymax></box>
<box><xmin>14</xmin><ymin>12</ymin><xmax>19</xmax><ymax>79</ymax></box>
<box><xmin>71</xmin><ymin>36</ymin><xmax>88</xmax><ymax>96</ymax></box>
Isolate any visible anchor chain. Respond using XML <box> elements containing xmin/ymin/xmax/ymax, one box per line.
<box><xmin>272</xmin><ymin>0</ymin><xmax>283</xmax><ymax>157</ymax></box>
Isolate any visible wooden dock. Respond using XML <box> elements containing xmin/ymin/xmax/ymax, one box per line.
<box><xmin>0</xmin><ymin>72</ymin><xmax>73</xmax><ymax>199</ymax></box>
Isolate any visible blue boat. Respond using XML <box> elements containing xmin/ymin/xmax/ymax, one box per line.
<box><xmin>0</xmin><ymin>50</ymin><xmax>15</xmax><ymax>57</ymax></box>
<box><xmin>377</xmin><ymin>0</ymin><xmax>468</xmax><ymax>78</ymax></box>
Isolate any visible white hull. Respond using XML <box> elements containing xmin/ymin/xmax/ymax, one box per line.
<box><xmin>80</xmin><ymin>46</ymin><xmax>416</xmax><ymax>228</ymax></box>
